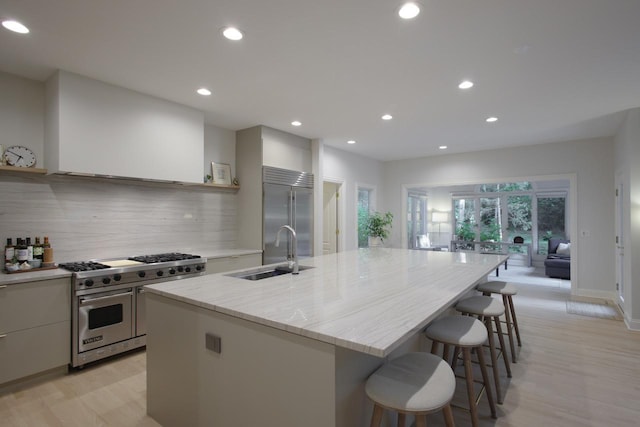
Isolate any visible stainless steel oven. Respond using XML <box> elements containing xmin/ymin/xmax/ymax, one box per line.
<box><xmin>77</xmin><ymin>287</ymin><xmax>134</xmax><ymax>353</ymax></box>
<box><xmin>61</xmin><ymin>253</ymin><xmax>206</xmax><ymax>368</ymax></box>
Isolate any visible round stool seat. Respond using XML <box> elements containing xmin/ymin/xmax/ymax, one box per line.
<box><xmin>365</xmin><ymin>352</ymin><xmax>455</xmax><ymax>413</ymax></box>
<box><xmin>456</xmin><ymin>296</ymin><xmax>505</xmax><ymax>317</ymax></box>
<box><xmin>426</xmin><ymin>315</ymin><xmax>488</xmax><ymax>347</ymax></box>
<box><xmin>477</xmin><ymin>281</ymin><xmax>517</xmax><ymax>296</ymax></box>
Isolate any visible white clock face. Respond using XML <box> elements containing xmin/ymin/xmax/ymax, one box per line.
<box><xmin>4</xmin><ymin>145</ymin><xmax>36</xmax><ymax>167</ymax></box>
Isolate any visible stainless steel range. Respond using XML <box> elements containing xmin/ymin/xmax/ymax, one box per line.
<box><xmin>60</xmin><ymin>253</ymin><xmax>206</xmax><ymax>368</ymax></box>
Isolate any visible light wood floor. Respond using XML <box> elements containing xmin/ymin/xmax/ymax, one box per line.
<box><xmin>1</xmin><ymin>271</ymin><xmax>639</xmax><ymax>426</ymax></box>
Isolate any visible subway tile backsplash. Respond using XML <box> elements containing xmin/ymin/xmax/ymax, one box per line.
<box><xmin>1</xmin><ymin>174</ymin><xmax>237</xmax><ymax>262</ymax></box>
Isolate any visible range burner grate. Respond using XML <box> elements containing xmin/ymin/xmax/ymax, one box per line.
<box><xmin>59</xmin><ymin>261</ymin><xmax>111</xmax><ymax>272</ymax></box>
<box><xmin>128</xmin><ymin>252</ymin><xmax>201</xmax><ymax>264</ymax></box>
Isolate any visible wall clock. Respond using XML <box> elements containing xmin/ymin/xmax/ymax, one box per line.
<box><xmin>4</xmin><ymin>145</ymin><xmax>37</xmax><ymax>167</ymax></box>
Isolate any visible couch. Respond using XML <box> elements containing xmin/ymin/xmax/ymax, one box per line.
<box><xmin>544</xmin><ymin>238</ymin><xmax>571</xmax><ymax>279</ymax></box>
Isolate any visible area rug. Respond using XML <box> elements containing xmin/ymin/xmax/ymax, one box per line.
<box><xmin>566</xmin><ymin>300</ymin><xmax>622</xmax><ymax>320</ymax></box>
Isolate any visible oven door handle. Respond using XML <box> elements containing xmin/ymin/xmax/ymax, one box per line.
<box><xmin>80</xmin><ymin>291</ymin><xmax>133</xmax><ymax>305</ymax></box>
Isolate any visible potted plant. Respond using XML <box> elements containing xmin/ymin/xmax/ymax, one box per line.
<box><xmin>366</xmin><ymin>211</ymin><xmax>393</xmax><ymax>247</ymax></box>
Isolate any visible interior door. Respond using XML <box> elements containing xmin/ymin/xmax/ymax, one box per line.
<box><xmin>323</xmin><ymin>182</ymin><xmax>338</xmax><ymax>255</ymax></box>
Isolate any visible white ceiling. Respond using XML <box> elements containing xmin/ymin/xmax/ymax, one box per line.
<box><xmin>1</xmin><ymin>0</ymin><xmax>639</xmax><ymax>161</ymax></box>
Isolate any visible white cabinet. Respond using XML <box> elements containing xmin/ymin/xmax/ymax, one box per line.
<box><xmin>0</xmin><ymin>278</ymin><xmax>70</xmax><ymax>385</ymax></box>
<box><xmin>45</xmin><ymin>70</ymin><xmax>204</xmax><ymax>183</ymax></box>
<box><xmin>205</xmin><ymin>254</ymin><xmax>262</xmax><ymax>275</ymax></box>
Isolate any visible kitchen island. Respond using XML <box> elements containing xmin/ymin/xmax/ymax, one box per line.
<box><xmin>145</xmin><ymin>248</ymin><xmax>507</xmax><ymax>427</ymax></box>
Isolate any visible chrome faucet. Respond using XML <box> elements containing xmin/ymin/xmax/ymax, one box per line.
<box><xmin>275</xmin><ymin>225</ymin><xmax>299</xmax><ymax>274</ymax></box>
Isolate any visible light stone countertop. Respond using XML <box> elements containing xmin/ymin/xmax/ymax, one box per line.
<box><xmin>145</xmin><ymin>248</ymin><xmax>508</xmax><ymax>358</ymax></box>
<box><xmin>0</xmin><ymin>248</ymin><xmax>262</xmax><ymax>286</ymax></box>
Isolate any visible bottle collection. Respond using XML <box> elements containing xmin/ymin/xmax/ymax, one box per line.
<box><xmin>4</xmin><ymin>236</ymin><xmax>54</xmax><ymax>272</ymax></box>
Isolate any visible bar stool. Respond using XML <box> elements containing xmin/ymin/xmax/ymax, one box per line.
<box><xmin>365</xmin><ymin>352</ymin><xmax>456</xmax><ymax>427</ymax></box>
<box><xmin>456</xmin><ymin>296</ymin><xmax>512</xmax><ymax>404</ymax></box>
<box><xmin>476</xmin><ymin>281</ymin><xmax>521</xmax><ymax>363</ymax></box>
<box><xmin>425</xmin><ymin>316</ymin><xmax>497</xmax><ymax>427</ymax></box>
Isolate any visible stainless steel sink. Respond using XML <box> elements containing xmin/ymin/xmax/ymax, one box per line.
<box><xmin>226</xmin><ymin>264</ymin><xmax>314</xmax><ymax>281</ymax></box>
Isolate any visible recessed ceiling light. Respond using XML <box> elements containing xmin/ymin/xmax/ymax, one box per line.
<box><xmin>486</xmin><ymin>117</ymin><xmax>498</xmax><ymax>123</ymax></box>
<box><xmin>458</xmin><ymin>80</ymin><xmax>474</xmax><ymax>89</ymax></box>
<box><xmin>222</xmin><ymin>27</ymin><xmax>243</xmax><ymax>41</ymax></box>
<box><xmin>347</xmin><ymin>140</ymin><xmax>356</xmax><ymax>145</ymax></box>
<box><xmin>196</xmin><ymin>88</ymin><xmax>212</xmax><ymax>96</ymax></box>
<box><xmin>398</xmin><ymin>2</ymin><xmax>421</xmax><ymax>19</ymax></box>
<box><xmin>2</xmin><ymin>19</ymin><xmax>29</xmax><ymax>34</ymax></box>
<box><xmin>439</xmin><ymin>145</ymin><xmax>448</xmax><ymax>150</ymax></box>
<box><xmin>381</xmin><ymin>114</ymin><xmax>393</xmax><ymax>120</ymax></box>
<box><xmin>291</xmin><ymin>121</ymin><xmax>302</xmax><ymax>126</ymax></box>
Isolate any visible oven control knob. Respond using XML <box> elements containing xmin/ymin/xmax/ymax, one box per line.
<box><xmin>157</xmin><ymin>270</ymin><xmax>164</xmax><ymax>277</ymax></box>
<box><xmin>196</xmin><ymin>265</ymin><xmax>203</xmax><ymax>271</ymax></box>
<box><xmin>102</xmin><ymin>277</ymin><xmax>111</xmax><ymax>285</ymax></box>
<box><xmin>185</xmin><ymin>267</ymin><xmax>192</xmax><ymax>273</ymax></box>
<box><xmin>138</xmin><ymin>271</ymin><xmax>146</xmax><ymax>278</ymax></box>
<box><xmin>177</xmin><ymin>266</ymin><xmax>184</xmax><ymax>272</ymax></box>
<box><xmin>169</xmin><ymin>268</ymin><xmax>176</xmax><ymax>275</ymax></box>
<box><xmin>114</xmin><ymin>274</ymin><xmax>122</xmax><ymax>281</ymax></box>
<box><xmin>84</xmin><ymin>279</ymin><xmax>94</xmax><ymax>287</ymax></box>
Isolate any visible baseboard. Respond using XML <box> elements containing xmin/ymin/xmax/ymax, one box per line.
<box><xmin>623</xmin><ymin>315</ymin><xmax>640</xmax><ymax>331</ymax></box>
<box><xmin>572</xmin><ymin>288</ymin><xmax>616</xmax><ymax>302</ymax></box>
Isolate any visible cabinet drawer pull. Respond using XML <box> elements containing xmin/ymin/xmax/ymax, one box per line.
<box><xmin>0</xmin><ymin>285</ymin><xmax>7</xmax><ymax>290</ymax></box>
<box><xmin>0</xmin><ymin>334</ymin><xmax>7</xmax><ymax>339</ymax></box>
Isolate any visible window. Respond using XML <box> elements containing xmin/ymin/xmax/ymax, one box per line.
<box><xmin>453</xmin><ymin>181</ymin><xmax>566</xmax><ymax>255</ymax></box>
<box><xmin>407</xmin><ymin>192</ymin><xmax>427</xmax><ymax>248</ymax></box>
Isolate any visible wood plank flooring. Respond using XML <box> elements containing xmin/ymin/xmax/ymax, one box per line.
<box><xmin>1</xmin><ymin>268</ymin><xmax>639</xmax><ymax>426</ymax></box>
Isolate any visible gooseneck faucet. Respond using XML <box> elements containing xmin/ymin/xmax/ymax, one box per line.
<box><xmin>275</xmin><ymin>225</ymin><xmax>299</xmax><ymax>274</ymax></box>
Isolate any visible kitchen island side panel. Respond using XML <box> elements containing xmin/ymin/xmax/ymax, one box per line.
<box><xmin>146</xmin><ymin>293</ymin><xmax>336</xmax><ymax>427</ymax></box>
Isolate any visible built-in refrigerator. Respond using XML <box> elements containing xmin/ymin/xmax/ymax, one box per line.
<box><xmin>263</xmin><ymin>166</ymin><xmax>314</xmax><ymax>265</ymax></box>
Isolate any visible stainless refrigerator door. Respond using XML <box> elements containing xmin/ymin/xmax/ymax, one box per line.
<box><xmin>292</xmin><ymin>188</ymin><xmax>313</xmax><ymax>259</ymax></box>
<box><xmin>263</xmin><ymin>183</ymin><xmax>292</xmax><ymax>265</ymax></box>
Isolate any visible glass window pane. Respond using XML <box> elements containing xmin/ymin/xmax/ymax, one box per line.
<box><xmin>480</xmin><ymin>197</ymin><xmax>502</xmax><ymax>241</ymax></box>
<box><xmin>507</xmin><ymin>195</ymin><xmax>532</xmax><ymax>253</ymax></box>
<box><xmin>357</xmin><ymin>189</ymin><xmax>370</xmax><ymax>248</ymax></box>
<box><xmin>454</xmin><ymin>199</ymin><xmax>476</xmax><ymax>250</ymax></box>
<box><xmin>537</xmin><ymin>196</ymin><xmax>566</xmax><ymax>254</ymax></box>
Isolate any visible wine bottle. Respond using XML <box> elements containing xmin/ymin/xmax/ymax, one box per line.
<box><xmin>33</xmin><ymin>237</ymin><xmax>44</xmax><ymax>261</ymax></box>
<box><xmin>26</xmin><ymin>237</ymin><xmax>34</xmax><ymax>262</ymax></box>
<box><xmin>16</xmin><ymin>238</ymin><xmax>29</xmax><ymax>264</ymax></box>
<box><xmin>4</xmin><ymin>238</ymin><xmax>15</xmax><ymax>263</ymax></box>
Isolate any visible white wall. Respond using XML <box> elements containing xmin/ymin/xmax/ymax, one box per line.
<box><xmin>262</xmin><ymin>126</ymin><xmax>312</xmax><ymax>172</ymax></box>
<box><xmin>322</xmin><ymin>146</ymin><xmax>383</xmax><ymax>251</ymax></box>
<box><xmin>613</xmin><ymin>108</ymin><xmax>640</xmax><ymax>328</ymax></box>
<box><xmin>204</xmin><ymin>124</ymin><xmax>236</xmax><ymax>182</ymax></box>
<box><xmin>382</xmin><ymin>138</ymin><xmax>615</xmax><ymax>299</ymax></box>
<box><xmin>0</xmin><ymin>71</ymin><xmax>44</xmax><ymax>167</ymax></box>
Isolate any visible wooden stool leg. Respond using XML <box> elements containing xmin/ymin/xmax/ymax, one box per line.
<box><xmin>502</xmin><ymin>294</ymin><xmax>517</xmax><ymax>363</ymax></box>
<box><xmin>450</xmin><ymin>346</ymin><xmax>461</xmax><ymax>370</ymax></box>
<box><xmin>443</xmin><ymin>404</ymin><xmax>455</xmax><ymax>427</ymax></box>
<box><xmin>397</xmin><ymin>413</ymin><xmax>406</xmax><ymax>427</ymax></box>
<box><xmin>476</xmin><ymin>343</ymin><xmax>497</xmax><ymax>418</ymax></box>
<box><xmin>484</xmin><ymin>317</ymin><xmax>503</xmax><ymax>404</ymax></box>
<box><xmin>442</xmin><ymin>344</ymin><xmax>451</xmax><ymax>366</ymax></box>
<box><xmin>431</xmin><ymin>340</ymin><xmax>439</xmax><ymax>355</ymax></box>
<box><xmin>462</xmin><ymin>348</ymin><xmax>479</xmax><ymax>427</ymax></box>
<box><xmin>508</xmin><ymin>295</ymin><xmax>522</xmax><ymax>346</ymax></box>
<box><xmin>493</xmin><ymin>315</ymin><xmax>512</xmax><ymax>378</ymax></box>
<box><xmin>415</xmin><ymin>415</ymin><xmax>428</xmax><ymax>427</ymax></box>
<box><xmin>371</xmin><ymin>404</ymin><xmax>384</xmax><ymax>427</ymax></box>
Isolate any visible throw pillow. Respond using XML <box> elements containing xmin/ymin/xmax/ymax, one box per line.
<box><xmin>556</xmin><ymin>242</ymin><xmax>571</xmax><ymax>255</ymax></box>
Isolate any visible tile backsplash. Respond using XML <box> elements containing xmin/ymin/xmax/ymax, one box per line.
<box><xmin>1</xmin><ymin>174</ymin><xmax>238</xmax><ymax>262</ymax></box>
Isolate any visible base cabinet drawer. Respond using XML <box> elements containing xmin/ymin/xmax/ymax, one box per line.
<box><xmin>0</xmin><ymin>321</ymin><xmax>70</xmax><ymax>385</ymax></box>
<box><xmin>205</xmin><ymin>254</ymin><xmax>262</xmax><ymax>274</ymax></box>
<box><xmin>0</xmin><ymin>278</ymin><xmax>70</xmax><ymax>334</ymax></box>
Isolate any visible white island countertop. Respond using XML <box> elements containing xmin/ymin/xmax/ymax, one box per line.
<box><xmin>145</xmin><ymin>248</ymin><xmax>507</xmax><ymax>358</ymax></box>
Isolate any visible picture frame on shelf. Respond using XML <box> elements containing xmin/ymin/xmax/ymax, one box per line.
<box><xmin>211</xmin><ymin>162</ymin><xmax>232</xmax><ymax>185</ymax></box>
